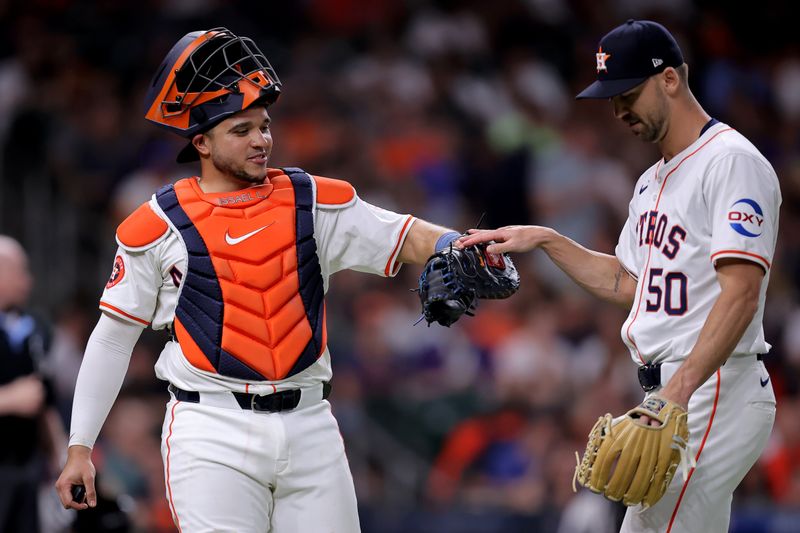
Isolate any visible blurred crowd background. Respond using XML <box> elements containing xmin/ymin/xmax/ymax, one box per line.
<box><xmin>1</xmin><ymin>0</ymin><xmax>799</xmax><ymax>532</ymax></box>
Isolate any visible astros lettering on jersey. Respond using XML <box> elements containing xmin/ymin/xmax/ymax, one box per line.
<box><xmin>615</xmin><ymin>122</ymin><xmax>781</xmax><ymax>365</ymax></box>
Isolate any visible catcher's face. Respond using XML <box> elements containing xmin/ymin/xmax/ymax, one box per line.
<box><xmin>611</xmin><ymin>75</ymin><xmax>669</xmax><ymax>143</ymax></box>
<box><xmin>197</xmin><ymin>106</ymin><xmax>273</xmax><ymax>186</ymax></box>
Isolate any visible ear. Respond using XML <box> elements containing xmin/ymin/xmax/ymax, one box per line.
<box><xmin>661</xmin><ymin>67</ymin><xmax>681</xmax><ymax>96</ymax></box>
<box><xmin>192</xmin><ymin>133</ymin><xmax>211</xmax><ymax>158</ymax></box>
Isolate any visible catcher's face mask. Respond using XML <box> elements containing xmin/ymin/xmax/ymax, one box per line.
<box><xmin>143</xmin><ymin>27</ymin><xmax>281</xmax><ymax>162</ymax></box>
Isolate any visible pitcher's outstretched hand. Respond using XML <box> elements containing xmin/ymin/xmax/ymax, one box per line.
<box><xmin>457</xmin><ymin>226</ymin><xmax>556</xmax><ymax>254</ymax></box>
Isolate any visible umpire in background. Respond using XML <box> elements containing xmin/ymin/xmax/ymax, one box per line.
<box><xmin>0</xmin><ymin>235</ymin><xmax>66</xmax><ymax>532</ymax></box>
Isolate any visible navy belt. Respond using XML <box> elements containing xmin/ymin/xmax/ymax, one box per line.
<box><xmin>168</xmin><ymin>382</ymin><xmax>331</xmax><ymax>413</ymax></box>
<box><xmin>637</xmin><ymin>354</ymin><xmax>764</xmax><ymax>392</ymax></box>
<box><xmin>637</xmin><ymin>363</ymin><xmax>661</xmax><ymax>392</ymax></box>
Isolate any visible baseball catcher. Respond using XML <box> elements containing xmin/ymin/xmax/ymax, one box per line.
<box><xmin>56</xmin><ymin>26</ymin><xmax>486</xmax><ymax>531</ymax></box>
<box><xmin>417</xmin><ymin>233</ymin><xmax>520</xmax><ymax>327</ymax></box>
<box><xmin>573</xmin><ymin>394</ymin><xmax>696</xmax><ymax>508</ymax></box>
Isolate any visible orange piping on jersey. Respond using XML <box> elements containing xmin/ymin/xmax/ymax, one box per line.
<box><xmin>144</xmin><ymin>30</ymin><xmax>231</xmax><ymax>131</ymax></box>
<box><xmin>173</xmin><ymin>318</ymin><xmax>217</xmax><ymax>373</ymax></box>
<box><xmin>667</xmin><ymin>369</ymin><xmax>721</xmax><ymax>532</ymax></box>
<box><xmin>117</xmin><ymin>203</ymin><xmax>169</xmax><ymax>248</ymax></box>
<box><xmin>625</xmin><ymin>128</ymin><xmax>735</xmax><ymax>364</ymax></box>
<box><xmin>710</xmin><ymin>250</ymin><xmax>771</xmax><ymax>270</ymax></box>
<box><xmin>165</xmin><ymin>401</ymin><xmax>183</xmax><ymax>533</ymax></box>
<box><xmin>384</xmin><ymin>216</ymin><xmax>415</xmax><ymax>276</ymax></box>
<box><xmin>625</xmin><ymin>160</ymin><xmax>662</xmax><ymax>364</ymax></box>
<box><xmin>99</xmin><ymin>301</ymin><xmax>150</xmax><ymax>326</ymax></box>
<box><xmin>313</xmin><ymin>176</ymin><xmax>355</xmax><ymax>205</ymax></box>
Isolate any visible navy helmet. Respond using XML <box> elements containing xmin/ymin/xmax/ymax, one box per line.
<box><xmin>144</xmin><ymin>28</ymin><xmax>281</xmax><ymax>162</ymax></box>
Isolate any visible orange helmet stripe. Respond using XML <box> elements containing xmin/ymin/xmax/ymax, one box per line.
<box><xmin>143</xmin><ymin>30</ymin><xmax>223</xmax><ymax>127</ymax></box>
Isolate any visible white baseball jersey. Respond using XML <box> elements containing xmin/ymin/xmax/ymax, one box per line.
<box><xmin>85</xmin><ymin>172</ymin><xmax>416</xmax><ymax>533</ymax></box>
<box><xmin>613</xmin><ymin>122</ymin><xmax>779</xmax><ymax>533</ymax></box>
<box><xmin>98</xmin><ymin>175</ymin><xmax>415</xmax><ymax>394</ymax></box>
<box><xmin>615</xmin><ymin>121</ymin><xmax>781</xmax><ymax>365</ymax></box>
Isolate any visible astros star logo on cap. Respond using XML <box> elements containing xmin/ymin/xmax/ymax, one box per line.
<box><xmin>596</xmin><ymin>46</ymin><xmax>611</xmax><ymax>73</ymax></box>
<box><xmin>577</xmin><ymin>20</ymin><xmax>685</xmax><ymax>99</ymax></box>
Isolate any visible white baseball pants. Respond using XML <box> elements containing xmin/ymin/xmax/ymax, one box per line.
<box><xmin>621</xmin><ymin>355</ymin><xmax>775</xmax><ymax>533</ymax></box>
<box><xmin>160</xmin><ymin>391</ymin><xmax>360</xmax><ymax>533</ymax></box>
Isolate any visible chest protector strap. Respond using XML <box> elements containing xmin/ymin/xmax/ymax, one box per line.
<box><xmin>282</xmin><ymin>167</ymin><xmax>326</xmax><ymax>377</ymax></box>
<box><xmin>155</xmin><ymin>168</ymin><xmax>325</xmax><ymax>381</ymax></box>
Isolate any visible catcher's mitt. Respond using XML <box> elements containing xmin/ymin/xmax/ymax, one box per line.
<box><xmin>573</xmin><ymin>395</ymin><xmax>695</xmax><ymax>508</ymax></box>
<box><xmin>417</xmin><ymin>243</ymin><xmax>520</xmax><ymax>327</ymax></box>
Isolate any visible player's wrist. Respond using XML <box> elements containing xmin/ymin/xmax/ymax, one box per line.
<box><xmin>658</xmin><ymin>379</ymin><xmax>692</xmax><ymax>410</ymax></box>
<box><xmin>434</xmin><ymin>231</ymin><xmax>461</xmax><ymax>253</ymax></box>
<box><xmin>537</xmin><ymin>227</ymin><xmax>561</xmax><ymax>249</ymax></box>
<box><xmin>67</xmin><ymin>444</ymin><xmax>92</xmax><ymax>458</ymax></box>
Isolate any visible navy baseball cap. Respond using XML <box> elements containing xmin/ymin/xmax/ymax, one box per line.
<box><xmin>576</xmin><ymin>20</ymin><xmax>684</xmax><ymax>99</ymax></box>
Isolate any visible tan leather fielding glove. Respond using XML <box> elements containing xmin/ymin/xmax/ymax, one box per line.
<box><xmin>573</xmin><ymin>395</ymin><xmax>695</xmax><ymax>508</ymax></box>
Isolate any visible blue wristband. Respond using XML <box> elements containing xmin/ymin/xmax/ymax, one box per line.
<box><xmin>435</xmin><ymin>231</ymin><xmax>461</xmax><ymax>253</ymax></box>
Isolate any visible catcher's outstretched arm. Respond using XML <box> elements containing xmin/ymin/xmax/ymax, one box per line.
<box><xmin>398</xmin><ymin>219</ymin><xmax>458</xmax><ymax>265</ymax></box>
<box><xmin>460</xmin><ymin>225</ymin><xmax>636</xmax><ymax>308</ymax></box>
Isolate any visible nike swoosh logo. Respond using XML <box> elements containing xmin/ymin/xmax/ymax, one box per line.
<box><xmin>639</xmin><ymin>184</ymin><xmax>649</xmax><ymax>194</ymax></box>
<box><xmin>760</xmin><ymin>376</ymin><xmax>770</xmax><ymax>387</ymax></box>
<box><xmin>224</xmin><ymin>223</ymin><xmax>275</xmax><ymax>245</ymax></box>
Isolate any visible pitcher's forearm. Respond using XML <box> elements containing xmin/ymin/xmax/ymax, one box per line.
<box><xmin>541</xmin><ymin>233</ymin><xmax>636</xmax><ymax>307</ymax></box>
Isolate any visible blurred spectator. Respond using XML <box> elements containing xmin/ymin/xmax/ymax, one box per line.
<box><xmin>762</xmin><ymin>396</ymin><xmax>800</xmax><ymax>505</ymax></box>
<box><xmin>48</xmin><ymin>295</ymin><xmax>95</xmax><ymax>422</ymax></box>
<box><xmin>557</xmin><ymin>491</ymin><xmax>619</xmax><ymax>533</ymax></box>
<box><xmin>426</xmin><ymin>404</ymin><xmax>537</xmax><ymax>509</ymax></box>
<box><xmin>0</xmin><ymin>235</ymin><xmax>67</xmax><ymax>533</ymax></box>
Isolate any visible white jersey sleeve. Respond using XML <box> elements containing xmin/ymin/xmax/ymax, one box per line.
<box><xmin>615</xmin><ymin>195</ymin><xmax>641</xmax><ymax>279</ymax></box>
<box><xmin>98</xmin><ymin>246</ymin><xmax>162</xmax><ymax>326</ymax></box>
<box><xmin>314</xmin><ymin>196</ymin><xmax>415</xmax><ymax>279</ymax></box>
<box><xmin>68</xmin><ymin>313</ymin><xmax>143</xmax><ymax>449</ymax></box>
<box><xmin>704</xmin><ymin>152</ymin><xmax>781</xmax><ymax>271</ymax></box>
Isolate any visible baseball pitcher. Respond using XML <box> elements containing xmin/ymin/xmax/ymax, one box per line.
<box><xmin>461</xmin><ymin>19</ymin><xmax>780</xmax><ymax>533</ymax></box>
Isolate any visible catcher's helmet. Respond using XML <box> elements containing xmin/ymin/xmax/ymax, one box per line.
<box><xmin>144</xmin><ymin>27</ymin><xmax>281</xmax><ymax>162</ymax></box>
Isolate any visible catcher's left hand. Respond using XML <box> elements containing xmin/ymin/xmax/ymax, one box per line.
<box><xmin>417</xmin><ymin>243</ymin><xmax>520</xmax><ymax>327</ymax></box>
<box><xmin>573</xmin><ymin>394</ymin><xmax>695</xmax><ymax>508</ymax></box>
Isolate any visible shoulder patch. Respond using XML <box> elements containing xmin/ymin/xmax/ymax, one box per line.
<box><xmin>106</xmin><ymin>255</ymin><xmax>126</xmax><ymax>288</ymax></box>
<box><xmin>116</xmin><ymin>202</ymin><xmax>170</xmax><ymax>251</ymax></box>
<box><xmin>313</xmin><ymin>176</ymin><xmax>356</xmax><ymax>208</ymax></box>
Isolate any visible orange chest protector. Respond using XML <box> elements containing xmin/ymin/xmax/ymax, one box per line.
<box><xmin>155</xmin><ymin>167</ymin><xmax>326</xmax><ymax>381</ymax></box>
